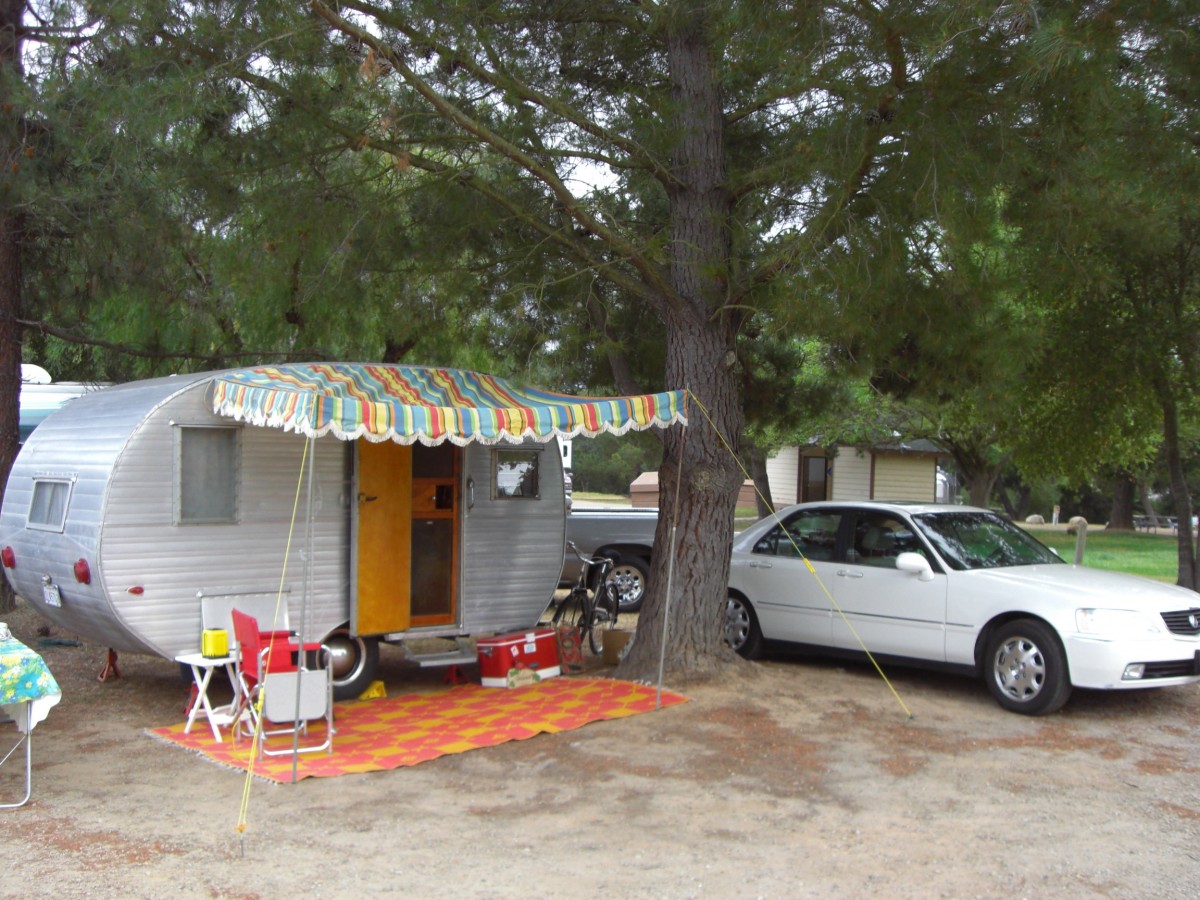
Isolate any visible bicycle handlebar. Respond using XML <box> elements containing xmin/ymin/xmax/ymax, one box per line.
<box><xmin>567</xmin><ymin>540</ymin><xmax>615</xmax><ymax>569</ymax></box>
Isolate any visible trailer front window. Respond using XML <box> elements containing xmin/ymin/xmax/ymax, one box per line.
<box><xmin>178</xmin><ymin>426</ymin><xmax>239</xmax><ymax>523</ymax></box>
<box><xmin>28</xmin><ymin>477</ymin><xmax>74</xmax><ymax>532</ymax></box>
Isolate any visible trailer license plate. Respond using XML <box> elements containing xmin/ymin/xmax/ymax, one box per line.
<box><xmin>42</xmin><ymin>583</ymin><xmax>62</xmax><ymax>607</ymax></box>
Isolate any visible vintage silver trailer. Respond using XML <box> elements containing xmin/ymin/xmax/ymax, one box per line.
<box><xmin>0</xmin><ymin>363</ymin><xmax>687</xmax><ymax>697</ymax></box>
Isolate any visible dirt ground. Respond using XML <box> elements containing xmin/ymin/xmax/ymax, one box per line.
<box><xmin>3</xmin><ymin>596</ymin><xmax>1199</xmax><ymax>900</ymax></box>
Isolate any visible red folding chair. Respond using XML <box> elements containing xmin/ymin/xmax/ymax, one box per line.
<box><xmin>230</xmin><ymin>609</ymin><xmax>334</xmax><ymax>758</ymax></box>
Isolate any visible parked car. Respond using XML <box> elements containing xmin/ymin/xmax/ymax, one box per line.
<box><xmin>725</xmin><ymin>501</ymin><xmax>1200</xmax><ymax>715</ymax></box>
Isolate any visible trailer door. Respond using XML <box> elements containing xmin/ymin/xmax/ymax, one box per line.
<box><xmin>352</xmin><ymin>441</ymin><xmax>459</xmax><ymax>635</ymax></box>
<box><xmin>353</xmin><ymin>441</ymin><xmax>412</xmax><ymax>635</ymax></box>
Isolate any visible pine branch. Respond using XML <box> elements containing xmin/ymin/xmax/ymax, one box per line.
<box><xmin>16</xmin><ymin>318</ymin><xmax>326</xmax><ymax>363</ymax></box>
<box><xmin>309</xmin><ymin>0</ymin><xmax>681</xmax><ymax>311</ymax></box>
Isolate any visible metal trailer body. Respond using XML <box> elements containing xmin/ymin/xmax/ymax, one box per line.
<box><xmin>0</xmin><ymin>371</ymin><xmax>566</xmax><ymax>696</ymax></box>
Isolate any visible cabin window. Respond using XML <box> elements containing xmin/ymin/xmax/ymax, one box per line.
<box><xmin>28</xmin><ymin>477</ymin><xmax>74</xmax><ymax>532</ymax></box>
<box><xmin>177</xmin><ymin>426</ymin><xmax>239</xmax><ymax>524</ymax></box>
<box><xmin>492</xmin><ymin>448</ymin><xmax>540</xmax><ymax>500</ymax></box>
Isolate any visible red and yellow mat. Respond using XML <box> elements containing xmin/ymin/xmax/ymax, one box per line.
<box><xmin>147</xmin><ymin>677</ymin><xmax>688</xmax><ymax>783</ymax></box>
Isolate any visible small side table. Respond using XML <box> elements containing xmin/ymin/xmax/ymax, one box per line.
<box><xmin>175</xmin><ymin>651</ymin><xmax>241</xmax><ymax>742</ymax></box>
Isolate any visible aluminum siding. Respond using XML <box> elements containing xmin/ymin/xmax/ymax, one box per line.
<box><xmin>0</xmin><ymin>374</ymin><xmax>211</xmax><ymax>652</ymax></box>
<box><xmin>458</xmin><ymin>439</ymin><xmax>565</xmax><ymax>633</ymax></box>
<box><xmin>100</xmin><ymin>384</ymin><xmax>352</xmax><ymax>659</ymax></box>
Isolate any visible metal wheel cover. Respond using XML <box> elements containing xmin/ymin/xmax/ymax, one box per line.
<box><xmin>325</xmin><ymin>632</ymin><xmax>366</xmax><ymax>683</ymax></box>
<box><xmin>610</xmin><ymin>563</ymin><xmax>645</xmax><ymax>607</ymax></box>
<box><xmin>725</xmin><ymin>598</ymin><xmax>750</xmax><ymax>650</ymax></box>
<box><xmin>992</xmin><ymin>635</ymin><xmax>1046</xmax><ymax>701</ymax></box>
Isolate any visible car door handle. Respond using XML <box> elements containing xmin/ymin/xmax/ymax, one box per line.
<box><xmin>749</xmin><ymin>560</ymin><xmax>773</xmax><ymax>569</ymax></box>
<box><xmin>836</xmin><ymin>569</ymin><xmax>864</xmax><ymax>578</ymax></box>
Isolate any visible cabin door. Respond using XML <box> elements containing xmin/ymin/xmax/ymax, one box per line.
<box><xmin>353</xmin><ymin>442</ymin><xmax>459</xmax><ymax>635</ymax></box>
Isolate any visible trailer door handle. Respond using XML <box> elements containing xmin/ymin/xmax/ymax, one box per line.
<box><xmin>357</xmin><ymin>493</ymin><xmax>377</xmax><ymax>504</ymax></box>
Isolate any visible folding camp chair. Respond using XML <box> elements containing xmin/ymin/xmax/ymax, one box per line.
<box><xmin>230</xmin><ymin>609</ymin><xmax>334</xmax><ymax>758</ymax></box>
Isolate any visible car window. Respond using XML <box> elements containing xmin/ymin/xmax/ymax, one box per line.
<box><xmin>848</xmin><ymin>513</ymin><xmax>920</xmax><ymax>568</ymax></box>
<box><xmin>912</xmin><ymin>511</ymin><xmax>1063</xmax><ymax>570</ymax></box>
<box><xmin>752</xmin><ymin>509</ymin><xmax>841</xmax><ymax>561</ymax></box>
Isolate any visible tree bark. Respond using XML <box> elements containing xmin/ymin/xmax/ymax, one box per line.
<box><xmin>0</xmin><ymin>0</ymin><xmax>25</xmax><ymax>615</ymax></box>
<box><xmin>1106</xmin><ymin>471</ymin><xmax>1136</xmax><ymax>531</ymax></box>
<box><xmin>745</xmin><ymin>443</ymin><xmax>774</xmax><ymax>519</ymax></box>
<box><xmin>1160</xmin><ymin>391</ymin><xmax>1196</xmax><ymax>589</ymax></box>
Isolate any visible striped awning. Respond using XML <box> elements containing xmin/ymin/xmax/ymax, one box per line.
<box><xmin>208</xmin><ymin>363</ymin><xmax>687</xmax><ymax>445</ymax></box>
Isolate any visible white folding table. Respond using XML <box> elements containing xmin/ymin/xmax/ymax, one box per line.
<box><xmin>176</xmin><ymin>650</ymin><xmax>241</xmax><ymax>742</ymax></box>
<box><xmin>1</xmin><ymin>632</ymin><xmax>62</xmax><ymax>809</ymax></box>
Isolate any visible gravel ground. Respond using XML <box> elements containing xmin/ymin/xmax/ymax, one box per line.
<box><xmin>2</xmin><ymin>596</ymin><xmax>1199</xmax><ymax>899</ymax></box>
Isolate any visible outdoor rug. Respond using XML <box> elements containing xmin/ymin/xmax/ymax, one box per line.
<box><xmin>147</xmin><ymin>677</ymin><xmax>688</xmax><ymax>783</ymax></box>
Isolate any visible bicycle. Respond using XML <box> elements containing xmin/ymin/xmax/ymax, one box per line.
<box><xmin>549</xmin><ymin>541</ymin><xmax>619</xmax><ymax>655</ymax></box>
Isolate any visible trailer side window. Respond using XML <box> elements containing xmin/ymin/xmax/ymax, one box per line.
<box><xmin>492</xmin><ymin>448</ymin><xmax>540</xmax><ymax>500</ymax></box>
<box><xmin>177</xmin><ymin>426</ymin><xmax>239</xmax><ymax>524</ymax></box>
<box><xmin>28</xmin><ymin>477</ymin><xmax>74</xmax><ymax>532</ymax></box>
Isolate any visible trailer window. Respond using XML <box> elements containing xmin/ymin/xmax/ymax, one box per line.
<box><xmin>28</xmin><ymin>477</ymin><xmax>74</xmax><ymax>532</ymax></box>
<box><xmin>178</xmin><ymin>426</ymin><xmax>239</xmax><ymax>523</ymax></box>
<box><xmin>492</xmin><ymin>449</ymin><xmax>540</xmax><ymax>500</ymax></box>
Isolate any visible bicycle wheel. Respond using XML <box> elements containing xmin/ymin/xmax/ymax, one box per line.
<box><xmin>587</xmin><ymin>582</ymin><xmax>619</xmax><ymax>655</ymax></box>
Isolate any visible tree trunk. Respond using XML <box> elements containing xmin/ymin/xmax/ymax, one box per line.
<box><xmin>0</xmin><ymin>0</ymin><xmax>25</xmax><ymax>615</ymax></box>
<box><xmin>1160</xmin><ymin>392</ymin><xmax>1197</xmax><ymax>590</ymax></box>
<box><xmin>1106</xmin><ymin>471</ymin><xmax>1136</xmax><ymax>531</ymax></box>
<box><xmin>618</xmin><ymin>8</ymin><xmax>743</xmax><ymax>682</ymax></box>
<box><xmin>744</xmin><ymin>442</ymin><xmax>774</xmax><ymax>519</ymax></box>
<box><xmin>965</xmin><ymin>470</ymin><xmax>998</xmax><ymax>509</ymax></box>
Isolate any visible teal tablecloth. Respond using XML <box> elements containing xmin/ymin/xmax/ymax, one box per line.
<box><xmin>1</xmin><ymin>635</ymin><xmax>61</xmax><ymax>733</ymax></box>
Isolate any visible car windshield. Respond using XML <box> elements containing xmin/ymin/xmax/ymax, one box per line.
<box><xmin>912</xmin><ymin>511</ymin><xmax>1063</xmax><ymax>571</ymax></box>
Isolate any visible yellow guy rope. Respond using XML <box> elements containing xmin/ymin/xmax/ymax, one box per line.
<box><xmin>686</xmin><ymin>390</ymin><xmax>913</xmax><ymax>720</ymax></box>
<box><xmin>235</xmin><ymin>437</ymin><xmax>312</xmax><ymax>842</ymax></box>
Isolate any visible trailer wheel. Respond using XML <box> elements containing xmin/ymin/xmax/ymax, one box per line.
<box><xmin>324</xmin><ymin>627</ymin><xmax>380</xmax><ymax>701</ymax></box>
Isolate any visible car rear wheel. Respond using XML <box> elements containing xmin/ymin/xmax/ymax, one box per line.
<box><xmin>724</xmin><ymin>594</ymin><xmax>764</xmax><ymax>660</ymax></box>
<box><xmin>985</xmin><ymin>619</ymin><xmax>1071</xmax><ymax>715</ymax></box>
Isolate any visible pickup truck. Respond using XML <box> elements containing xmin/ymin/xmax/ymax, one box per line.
<box><xmin>561</xmin><ymin>507</ymin><xmax>658</xmax><ymax>612</ymax></box>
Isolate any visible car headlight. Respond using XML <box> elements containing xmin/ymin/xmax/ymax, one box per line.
<box><xmin>1075</xmin><ymin>608</ymin><xmax>1163</xmax><ymax>636</ymax></box>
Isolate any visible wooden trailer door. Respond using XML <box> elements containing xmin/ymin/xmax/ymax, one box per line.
<box><xmin>353</xmin><ymin>441</ymin><xmax>459</xmax><ymax>635</ymax></box>
<box><xmin>354</xmin><ymin>441</ymin><xmax>412</xmax><ymax>635</ymax></box>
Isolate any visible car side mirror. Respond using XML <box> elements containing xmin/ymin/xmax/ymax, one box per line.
<box><xmin>895</xmin><ymin>551</ymin><xmax>935</xmax><ymax>582</ymax></box>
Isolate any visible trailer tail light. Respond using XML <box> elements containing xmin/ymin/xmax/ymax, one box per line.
<box><xmin>73</xmin><ymin>558</ymin><xmax>91</xmax><ymax>584</ymax></box>
<box><xmin>127</xmin><ymin>586</ymin><xmax>144</xmax><ymax>595</ymax></box>
<box><xmin>1</xmin><ymin>546</ymin><xmax>13</xmax><ymax>568</ymax></box>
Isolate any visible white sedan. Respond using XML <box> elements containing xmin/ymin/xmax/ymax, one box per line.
<box><xmin>725</xmin><ymin>501</ymin><xmax>1200</xmax><ymax>715</ymax></box>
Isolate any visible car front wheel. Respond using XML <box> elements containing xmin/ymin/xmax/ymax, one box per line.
<box><xmin>984</xmin><ymin>619</ymin><xmax>1071</xmax><ymax>715</ymax></box>
<box><xmin>725</xmin><ymin>594</ymin><xmax>764</xmax><ymax>660</ymax></box>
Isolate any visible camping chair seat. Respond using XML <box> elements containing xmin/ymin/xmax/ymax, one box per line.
<box><xmin>230</xmin><ymin>609</ymin><xmax>334</xmax><ymax>758</ymax></box>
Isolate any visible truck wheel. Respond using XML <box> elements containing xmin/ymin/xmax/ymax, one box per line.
<box><xmin>607</xmin><ymin>556</ymin><xmax>649</xmax><ymax>613</ymax></box>
<box><xmin>324</xmin><ymin>627</ymin><xmax>380</xmax><ymax>701</ymax></box>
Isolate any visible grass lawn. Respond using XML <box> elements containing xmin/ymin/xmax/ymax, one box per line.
<box><xmin>1024</xmin><ymin>526</ymin><xmax>1181</xmax><ymax>582</ymax></box>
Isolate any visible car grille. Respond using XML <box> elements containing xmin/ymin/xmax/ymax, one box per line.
<box><xmin>1160</xmin><ymin>608</ymin><xmax>1200</xmax><ymax>636</ymax></box>
<box><xmin>1141</xmin><ymin>658</ymin><xmax>1200</xmax><ymax>679</ymax></box>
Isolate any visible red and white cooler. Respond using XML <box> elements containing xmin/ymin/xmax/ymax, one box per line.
<box><xmin>476</xmin><ymin>628</ymin><xmax>561</xmax><ymax>688</ymax></box>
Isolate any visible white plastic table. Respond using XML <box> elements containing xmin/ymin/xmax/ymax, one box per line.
<box><xmin>1</xmin><ymin>632</ymin><xmax>62</xmax><ymax>809</ymax></box>
<box><xmin>176</xmin><ymin>651</ymin><xmax>241</xmax><ymax>742</ymax></box>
